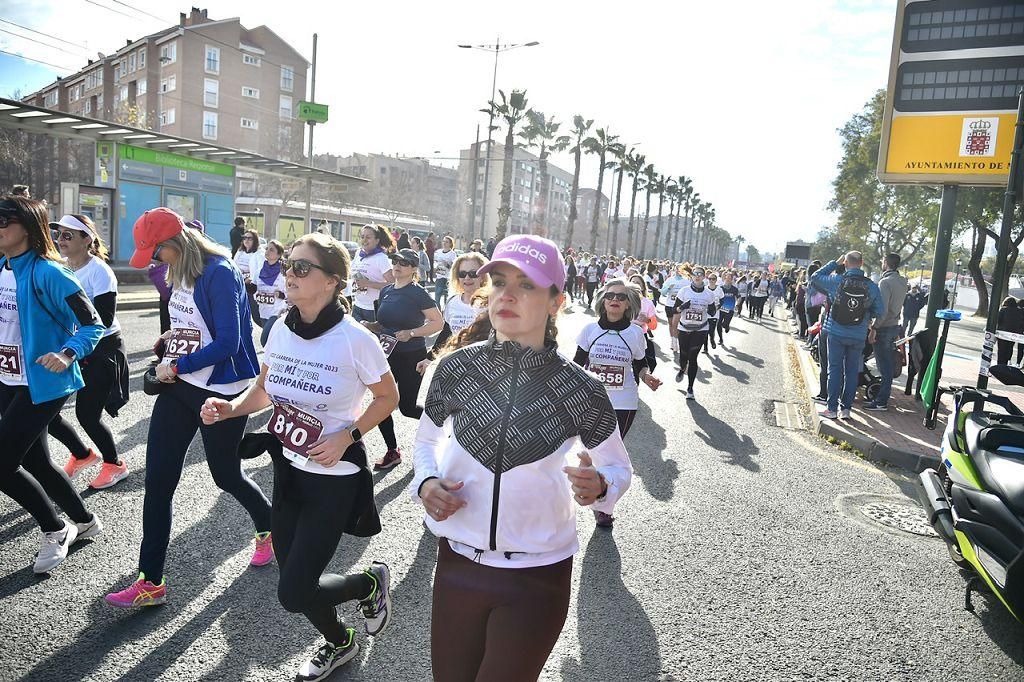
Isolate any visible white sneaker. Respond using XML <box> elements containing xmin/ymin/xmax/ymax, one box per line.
<box><xmin>840</xmin><ymin>409</ymin><xmax>852</xmax><ymax>419</ymax></box>
<box><xmin>33</xmin><ymin>521</ymin><xmax>78</xmax><ymax>574</ymax></box>
<box><xmin>74</xmin><ymin>514</ymin><xmax>103</xmax><ymax>543</ymax></box>
<box><xmin>686</xmin><ymin>389</ymin><xmax>695</xmax><ymax>400</ymax></box>
<box><xmin>296</xmin><ymin>630</ymin><xmax>359</xmax><ymax>681</ymax></box>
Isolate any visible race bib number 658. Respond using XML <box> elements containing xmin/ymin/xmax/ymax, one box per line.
<box><xmin>589</xmin><ymin>363</ymin><xmax>625</xmax><ymax>391</ymax></box>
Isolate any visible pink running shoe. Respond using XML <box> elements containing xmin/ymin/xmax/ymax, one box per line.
<box><xmin>250</xmin><ymin>531</ymin><xmax>274</xmax><ymax>566</ymax></box>
<box><xmin>90</xmin><ymin>461</ymin><xmax>129</xmax><ymax>490</ymax></box>
<box><xmin>105</xmin><ymin>573</ymin><xmax>166</xmax><ymax>608</ymax></box>
<box><xmin>63</xmin><ymin>450</ymin><xmax>99</xmax><ymax>479</ymax></box>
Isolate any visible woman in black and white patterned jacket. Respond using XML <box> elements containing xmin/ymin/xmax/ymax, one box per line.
<box><xmin>410</xmin><ymin>234</ymin><xmax>632</xmax><ymax>682</ymax></box>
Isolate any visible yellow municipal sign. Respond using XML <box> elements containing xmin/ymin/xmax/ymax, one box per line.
<box><xmin>878</xmin><ymin>1</ymin><xmax>1024</xmax><ymax>186</ymax></box>
<box><xmin>277</xmin><ymin>215</ymin><xmax>306</xmax><ymax>243</ymax></box>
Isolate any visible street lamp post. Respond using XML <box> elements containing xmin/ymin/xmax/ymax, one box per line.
<box><xmin>458</xmin><ymin>38</ymin><xmax>539</xmax><ymax>243</ymax></box>
<box><xmin>952</xmin><ymin>258</ymin><xmax>962</xmax><ymax>309</ymax></box>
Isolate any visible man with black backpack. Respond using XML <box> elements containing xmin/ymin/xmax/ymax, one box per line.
<box><xmin>810</xmin><ymin>251</ymin><xmax>883</xmax><ymax>420</ymax></box>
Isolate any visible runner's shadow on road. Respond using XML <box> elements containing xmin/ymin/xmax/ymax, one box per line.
<box><xmin>560</xmin><ymin>532</ymin><xmax>661</xmax><ymax>681</ymax></box>
<box><xmin>19</xmin><ymin>464</ymin><xmax>277</xmax><ymax>681</ymax></box>
<box><xmin>686</xmin><ymin>401</ymin><xmax>760</xmax><ymax>473</ymax></box>
<box><xmin>709</xmin><ymin>354</ymin><xmax>750</xmax><ymax>384</ymax></box>
<box><xmin>630</xmin><ymin>401</ymin><xmax>676</xmax><ymax>501</ymax></box>
<box><xmin>724</xmin><ymin>346</ymin><xmax>765</xmax><ymax>369</ymax></box>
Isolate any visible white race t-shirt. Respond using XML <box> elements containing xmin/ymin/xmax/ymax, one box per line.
<box><xmin>674</xmin><ymin>285</ymin><xmax>718</xmax><ymax>333</ymax></box>
<box><xmin>433</xmin><ymin>248</ymin><xmax>457</xmax><ymax>281</ymax></box>
<box><xmin>165</xmin><ymin>285</ymin><xmax>250</xmax><ymax>395</ymax></box>
<box><xmin>706</xmin><ymin>285</ymin><xmax>725</xmax><ymax>320</ymax></box>
<box><xmin>233</xmin><ymin>249</ymin><xmax>255</xmax><ymax>276</ymax></box>
<box><xmin>0</xmin><ymin>267</ymin><xmax>26</xmax><ymax>386</ymax></box>
<box><xmin>264</xmin><ymin>316</ymin><xmax>391</xmax><ymax>475</ymax></box>
<box><xmin>444</xmin><ymin>293</ymin><xmax>484</xmax><ymax>335</ymax></box>
<box><xmin>72</xmin><ymin>256</ymin><xmax>120</xmax><ymax>337</ymax></box>
<box><xmin>660</xmin><ymin>275</ymin><xmax>689</xmax><ymax>303</ymax></box>
<box><xmin>351</xmin><ymin>251</ymin><xmax>391</xmax><ymax>312</ymax></box>
<box><xmin>576</xmin><ymin>322</ymin><xmax>647</xmax><ymax>410</ymax></box>
<box><xmin>254</xmin><ymin>271</ymin><xmax>287</xmax><ymax>320</ymax></box>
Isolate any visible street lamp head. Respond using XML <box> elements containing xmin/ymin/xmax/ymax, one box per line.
<box><xmin>457</xmin><ymin>44</ymin><xmax>472</xmax><ymax>49</ymax></box>
<box><xmin>525</xmin><ymin>41</ymin><xmax>540</xmax><ymax>47</ymax></box>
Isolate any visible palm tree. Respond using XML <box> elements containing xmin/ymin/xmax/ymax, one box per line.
<box><xmin>582</xmin><ymin>127</ymin><xmax>618</xmax><ymax>253</ymax></box>
<box><xmin>624</xmin><ymin>151</ymin><xmax>645</xmax><ymax>259</ymax></box>
<box><xmin>662</xmin><ymin>181</ymin><xmax>677</xmax><ymax>262</ymax></box>
<box><xmin>562</xmin><ymin>115</ymin><xmax>594</xmax><ymax>250</ymax></box>
<box><xmin>652</xmin><ymin>174</ymin><xmax>671</xmax><ymax>261</ymax></box>
<box><xmin>518</xmin><ymin>110</ymin><xmax>566</xmax><ymax>239</ymax></box>
<box><xmin>637</xmin><ymin>163</ymin><xmax>656</xmax><ymax>257</ymax></box>
<box><xmin>482</xmin><ymin>89</ymin><xmax>531</xmax><ymax>242</ymax></box>
<box><xmin>672</xmin><ymin>176</ymin><xmax>691</xmax><ymax>260</ymax></box>
<box><xmin>608</xmin><ymin>144</ymin><xmax>632</xmax><ymax>255</ymax></box>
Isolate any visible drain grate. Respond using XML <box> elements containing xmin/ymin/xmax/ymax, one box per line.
<box><xmin>772</xmin><ymin>400</ymin><xmax>803</xmax><ymax>429</ymax></box>
<box><xmin>859</xmin><ymin>502</ymin><xmax>937</xmax><ymax>537</ymax></box>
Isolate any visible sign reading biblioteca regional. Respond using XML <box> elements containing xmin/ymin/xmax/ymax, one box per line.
<box><xmin>878</xmin><ymin>1</ymin><xmax>1024</xmax><ymax>186</ymax></box>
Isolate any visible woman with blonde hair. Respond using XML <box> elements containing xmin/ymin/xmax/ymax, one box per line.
<box><xmin>107</xmin><ymin>208</ymin><xmax>271</xmax><ymax>608</ymax></box>
<box><xmin>416</xmin><ymin>251</ymin><xmax>489</xmax><ymax>376</ymax></box>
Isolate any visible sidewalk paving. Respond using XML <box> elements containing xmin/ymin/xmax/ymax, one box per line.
<box><xmin>792</xmin><ymin>312</ymin><xmax>1024</xmax><ymax>473</ymax></box>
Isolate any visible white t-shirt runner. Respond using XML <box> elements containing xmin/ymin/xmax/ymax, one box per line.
<box><xmin>164</xmin><ymin>285</ymin><xmax>250</xmax><ymax>396</ymax></box>
<box><xmin>444</xmin><ymin>293</ymin><xmax>484</xmax><ymax>335</ymax></box>
<box><xmin>433</xmin><ymin>248</ymin><xmax>458</xmax><ymax>281</ymax></box>
<box><xmin>706</xmin><ymin>285</ymin><xmax>725</xmax><ymax>320</ymax></box>
<box><xmin>351</xmin><ymin>251</ymin><xmax>391</xmax><ymax>312</ymax></box>
<box><xmin>0</xmin><ymin>267</ymin><xmax>27</xmax><ymax>386</ymax></box>
<box><xmin>660</xmin><ymin>275</ymin><xmax>689</xmax><ymax>304</ymax></box>
<box><xmin>674</xmin><ymin>285</ymin><xmax>718</xmax><ymax>333</ymax></box>
<box><xmin>263</xmin><ymin>316</ymin><xmax>390</xmax><ymax>475</ymax></box>
<box><xmin>576</xmin><ymin>322</ymin><xmax>646</xmax><ymax>410</ymax></box>
<box><xmin>73</xmin><ymin>255</ymin><xmax>120</xmax><ymax>337</ymax></box>
<box><xmin>254</xmin><ymin>272</ymin><xmax>287</xmax><ymax>320</ymax></box>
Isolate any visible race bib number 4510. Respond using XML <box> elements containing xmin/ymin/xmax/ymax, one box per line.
<box><xmin>165</xmin><ymin>328</ymin><xmax>202</xmax><ymax>359</ymax></box>
<box><xmin>254</xmin><ymin>291</ymin><xmax>277</xmax><ymax>306</ymax></box>
<box><xmin>270</xmin><ymin>403</ymin><xmax>324</xmax><ymax>458</ymax></box>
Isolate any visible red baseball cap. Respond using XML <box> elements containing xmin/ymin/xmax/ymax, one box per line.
<box><xmin>130</xmin><ymin>207</ymin><xmax>185</xmax><ymax>268</ymax></box>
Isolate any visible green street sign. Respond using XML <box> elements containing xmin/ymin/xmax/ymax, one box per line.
<box><xmin>298</xmin><ymin>101</ymin><xmax>328</xmax><ymax>124</ymax></box>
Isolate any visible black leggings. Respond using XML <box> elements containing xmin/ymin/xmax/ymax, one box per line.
<box><xmin>377</xmin><ymin>348</ymin><xmax>427</xmax><ymax>450</ymax></box>
<box><xmin>704</xmin><ymin>319</ymin><xmax>719</xmax><ymax>351</ymax></box>
<box><xmin>586</xmin><ymin>282</ymin><xmax>598</xmax><ymax>306</ymax></box>
<box><xmin>750</xmin><ymin>296</ymin><xmax>766</xmax><ymax>319</ymax></box>
<box><xmin>431</xmin><ymin>539</ymin><xmax>572</xmax><ymax>682</ymax></box>
<box><xmin>996</xmin><ymin>339</ymin><xmax>1024</xmax><ymax>365</ymax></box>
<box><xmin>0</xmin><ymin>383</ymin><xmax>91</xmax><ymax>533</ymax></box>
<box><xmin>719</xmin><ymin>311</ymin><xmax>733</xmax><ymax>338</ymax></box>
<box><xmin>48</xmin><ymin>337</ymin><xmax>122</xmax><ymax>465</ymax></box>
<box><xmin>564</xmin><ymin>276</ymin><xmax>576</xmax><ymax>301</ymax></box>
<box><xmin>272</xmin><ymin>455</ymin><xmax>374</xmax><ymax>646</ymax></box>
<box><xmin>616</xmin><ymin>409</ymin><xmax>637</xmax><ymax>437</ymax></box>
<box><xmin>139</xmin><ymin>380</ymin><xmax>271</xmax><ymax>583</ymax></box>
<box><xmin>677</xmin><ymin>329</ymin><xmax>708</xmax><ymax>390</ymax></box>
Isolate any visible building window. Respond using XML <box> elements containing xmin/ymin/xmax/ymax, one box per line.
<box><xmin>128</xmin><ymin>53</ymin><xmax>137</xmax><ymax>72</ymax></box>
<box><xmin>113</xmin><ymin>62</ymin><xmax>122</xmax><ymax>82</ymax></box>
<box><xmin>243</xmin><ymin>53</ymin><xmax>260</xmax><ymax>66</ymax></box>
<box><xmin>85</xmin><ymin>70</ymin><xmax>102</xmax><ymax>91</ymax></box>
<box><xmin>205</xmin><ymin>45</ymin><xmax>220</xmax><ymax>74</ymax></box>
<box><xmin>241</xmin><ymin>117</ymin><xmax>258</xmax><ymax>130</ymax></box>
<box><xmin>279</xmin><ymin>94</ymin><xmax>292</xmax><ymax>119</ymax></box>
<box><xmin>159</xmin><ymin>107</ymin><xmax>175</xmax><ymax>126</ymax></box>
<box><xmin>139</xmin><ymin>48</ymin><xmax>145</xmax><ymax>68</ymax></box>
<box><xmin>280</xmin><ymin>65</ymin><xmax>294</xmax><ymax>91</ymax></box>
<box><xmin>137</xmin><ymin>79</ymin><xmax>147</xmax><ymax>96</ymax></box>
<box><xmin>84</xmin><ymin>99</ymin><xmax>92</xmax><ymax>114</ymax></box>
<box><xmin>203</xmin><ymin>78</ymin><xmax>219</xmax><ymax>107</ymax></box>
<box><xmin>160</xmin><ymin>76</ymin><xmax>176</xmax><ymax>93</ymax></box>
<box><xmin>69</xmin><ymin>85</ymin><xmax>81</xmax><ymax>102</ymax></box>
<box><xmin>44</xmin><ymin>90</ymin><xmax>57</xmax><ymax>107</ymax></box>
<box><xmin>203</xmin><ymin>111</ymin><xmax>218</xmax><ymax>139</ymax></box>
<box><xmin>119</xmin><ymin>85</ymin><xmax>129</xmax><ymax>102</ymax></box>
<box><xmin>242</xmin><ymin>86</ymin><xmax>260</xmax><ymax>99</ymax></box>
<box><xmin>278</xmin><ymin>125</ymin><xmax>292</xmax><ymax>150</ymax></box>
<box><xmin>159</xmin><ymin>41</ymin><xmax>176</xmax><ymax>65</ymax></box>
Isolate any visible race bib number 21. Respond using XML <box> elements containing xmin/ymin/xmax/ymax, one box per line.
<box><xmin>0</xmin><ymin>344</ymin><xmax>22</xmax><ymax>378</ymax></box>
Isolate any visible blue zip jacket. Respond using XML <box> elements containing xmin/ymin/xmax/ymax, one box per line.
<box><xmin>0</xmin><ymin>251</ymin><xmax>104</xmax><ymax>405</ymax></box>
<box><xmin>810</xmin><ymin>260</ymin><xmax>883</xmax><ymax>343</ymax></box>
<box><xmin>174</xmin><ymin>255</ymin><xmax>259</xmax><ymax>385</ymax></box>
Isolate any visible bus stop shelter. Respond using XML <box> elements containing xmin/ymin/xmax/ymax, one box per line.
<box><xmin>0</xmin><ymin>96</ymin><xmax>368</xmax><ymax>263</ymax></box>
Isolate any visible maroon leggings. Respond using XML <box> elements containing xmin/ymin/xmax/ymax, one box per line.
<box><xmin>431</xmin><ymin>539</ymin><xmax>572</xmax><ymax>681</ymax></box>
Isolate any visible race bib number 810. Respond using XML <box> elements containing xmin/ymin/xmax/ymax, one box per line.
<box><xmin>270</xmin><ymin>403</ymin><xmax>324</xmax><ymax>458</ymax></box>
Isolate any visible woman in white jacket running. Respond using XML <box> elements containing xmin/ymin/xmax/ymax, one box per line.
<box><xmin>410</xmin><ymin>234</ymin><xmax>632</xmax><ymax>682</ymax></box>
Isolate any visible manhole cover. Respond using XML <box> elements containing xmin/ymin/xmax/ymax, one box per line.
<box><xmin>859</xmin><ymin>502</ymin><xmax>937</xmax><ymax>537</ymax></box>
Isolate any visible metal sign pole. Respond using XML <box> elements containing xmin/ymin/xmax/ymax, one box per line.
<box><xmin>925</xmin><ymin>184</ymin><xmax>957</xmax><ymax>334</ymax></box>
<box><xmin>305</xmin><ymin>33</ymin><xmax>318</xmax><ymax>235</ymax></box>
<box><xmin>978</xmin><ymin>88</ymin><xmax>1024</xmax><ymax>389</ymax></box>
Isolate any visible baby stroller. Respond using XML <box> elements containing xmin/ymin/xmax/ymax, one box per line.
<box><xmin>859</xmin><ymin>340</ymin><xmax>883</xmax><ymax>403</ymax></box>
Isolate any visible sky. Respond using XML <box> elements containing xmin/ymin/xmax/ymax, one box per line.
<box><xmin>0</xmin><ymin>0</ymin><xmax>898</xmax><ymax>253</ymax></box>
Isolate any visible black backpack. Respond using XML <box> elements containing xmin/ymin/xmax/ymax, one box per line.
<box><xmin>830</xmin><ymin>275</ymin><xmax>871</xmax><ymax>326</ymax></box>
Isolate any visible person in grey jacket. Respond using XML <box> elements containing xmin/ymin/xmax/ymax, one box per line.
<box><xmin>866</xmin><ymin>253</ymin><xmax>908</xmax><ymax>411</ymax></box>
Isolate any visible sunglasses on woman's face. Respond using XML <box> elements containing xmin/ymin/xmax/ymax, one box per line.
<box><xmin>605</xmin><ymin>292</ymin><xmax>629</xmax><ymax>301</ymax></box>
<box><xmin>457</xmin><ymin>270</ymin><xmax>479</xmax><ymax>279</ymax></box>
<box><xmin>0</xmin><ymin>215</ymin><xmax>21</xmax><ymax>229</ymax></box>
<box><xmin>57</xmin><ymin>231</ymin><xmax>78</xmax><ymax>241</ymax></box>
<box><xmin>284</xmin><ymin>258</ymin><xmax>329</xmax><ymax>278</ymax></box>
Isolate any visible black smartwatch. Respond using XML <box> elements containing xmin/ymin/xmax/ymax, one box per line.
<box><xmin>61</xmin><ymin>348</ymin><xmax>76</xmax><ymax>361</ymax></box>
<box><xmin>347</xmin><ymin>426</ymin><xmax>362</xmax><ymax>442</ymax></box>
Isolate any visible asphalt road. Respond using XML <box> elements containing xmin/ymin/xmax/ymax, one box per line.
<box><xmin>1</xmin><ymin>303</ymin><xmax>1022</xmax><ymax>681</ymax></box>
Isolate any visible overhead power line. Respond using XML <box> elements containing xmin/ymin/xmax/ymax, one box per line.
<box><xmin>0</xmin><ymin>18</ymin><xmax>88</xmax><ymax>50</ymax></box>
<box><xmin>0</xmin><ymin>48</ymin><xmax>75</xmax><ymax>71</ymax></box>
<box><xmin>0</xmin><ymin>28</ymin><xmax>90</xmax><ymax>59</ymax></box>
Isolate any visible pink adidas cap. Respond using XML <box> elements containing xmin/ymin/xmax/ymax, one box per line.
<box><xmin>477</xmin><ymin>234</ymin><xmax>566</xmax><ymax>292</ymax></box>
